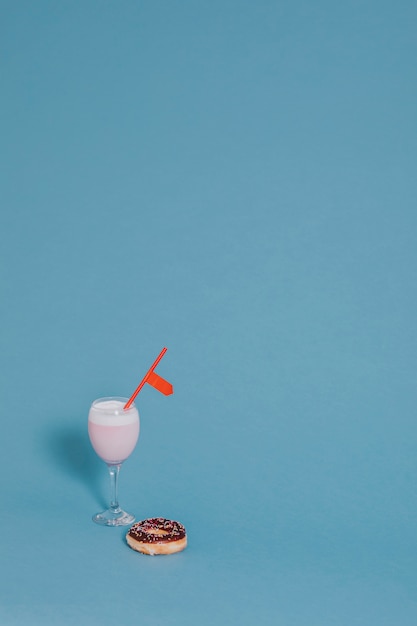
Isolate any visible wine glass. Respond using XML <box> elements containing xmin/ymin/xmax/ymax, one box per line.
<box><xmin>88</xmin><ymin>396</ymin><xmax>140</xmax><ymax>526</ymax></box>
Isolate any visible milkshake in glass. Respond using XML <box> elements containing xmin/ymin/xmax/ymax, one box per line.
<box><xmin>88</xmin><ymin>397</ymin><xmax>139</xmax><ymax>526</ymax></box>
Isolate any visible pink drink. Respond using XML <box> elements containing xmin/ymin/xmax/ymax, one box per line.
<box><xmin>88</xmin><ymin>399</ymin><xmax>139</xmax><ymax>464</ymax></box>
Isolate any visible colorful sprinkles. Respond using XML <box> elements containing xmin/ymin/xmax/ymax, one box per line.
<box><xmin>128</xmin><ymin>518</ymin><xmax>186</xmax><ymax>544</ymax></box>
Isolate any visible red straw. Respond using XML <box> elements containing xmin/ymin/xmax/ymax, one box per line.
<box><xmin>124</xmin><ymin>347</ymin><xmax>168</xmax><ymax>410</ymax></box>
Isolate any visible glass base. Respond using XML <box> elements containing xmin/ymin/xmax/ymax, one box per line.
<box><xmin>92</xmin><ymin>507</ymin><xmax>135</xmax><ymax>527</ymax></box>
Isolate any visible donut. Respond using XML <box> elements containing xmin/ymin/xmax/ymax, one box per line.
<box><xmin>126</xmin><ymin>518</ymin><xmax>187</xmax><ymax>555</ymax></box>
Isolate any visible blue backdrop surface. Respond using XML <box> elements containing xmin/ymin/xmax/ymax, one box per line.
<box><xmin>1</xmin><ymin>1</ymin><xmax>416</xmax><ymax>624</ymax></box>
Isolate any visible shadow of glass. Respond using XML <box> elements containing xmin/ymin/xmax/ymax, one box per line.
<box><xmin>44</xmin><ymin>421</ymin><xmax>106</xmax><ymax>508</ymax></box>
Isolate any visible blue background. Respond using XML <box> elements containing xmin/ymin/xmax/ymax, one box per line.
<box><xmin>1</xmin><ymin>1</ymin><xmax>416</xmax><ymax>624</ymax></box>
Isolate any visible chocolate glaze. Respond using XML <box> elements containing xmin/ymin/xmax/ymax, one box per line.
<box><xmin>128</xmin><ymin>518</ymin><xmax>186</xmax><ymax>544</ymax></box>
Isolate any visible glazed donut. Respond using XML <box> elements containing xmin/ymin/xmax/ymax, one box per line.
<box><xmin>126</xmin><ymin>518</ymin><xmax>187</xmax><ymax>555</ymax></box>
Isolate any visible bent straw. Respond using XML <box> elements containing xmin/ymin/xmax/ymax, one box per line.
<box><xmin>124</xmin><ymin>347</ymin><xmax>168</xmax><ymax>410</ymax></box>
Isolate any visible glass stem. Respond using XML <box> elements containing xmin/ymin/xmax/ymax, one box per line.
<box><xmin>107</xmin><ymin>464</ymin><xmax>121</xmax><ymax>513</ymax></box>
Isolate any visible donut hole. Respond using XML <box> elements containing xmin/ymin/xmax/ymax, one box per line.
<box><xmin>152</xmin><ymin>528</ymin><xmax>170</xmax><ymax>537</ymax></box>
